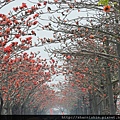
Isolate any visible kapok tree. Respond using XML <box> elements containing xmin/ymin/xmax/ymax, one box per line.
<box><xmin>0</xmin><ymin>0</ymin><xmax>58</xmax><ymax>115</ymax></box>
<box><xmin>1</xmin><ymin>51</ymin><xmax>57</xmax><ymax>115</ymax></box>
<box><xmin>35</xmin><ymin>0</ymin><xmax>120</xmax><ymax>115</ymax></box>
<box><xmin>20</xmin><ymin>83</ymin><xmax>56</xmax><ymax>115</ymax></box>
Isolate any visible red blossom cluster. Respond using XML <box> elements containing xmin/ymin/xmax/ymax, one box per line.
<box><xmin>0</xmin><ymin>0</ymin><xmax>61</xmax><ymax>115</ymax></box>
<box><xmin>4</xmin><ymin>45</ymin><xmax>12</xmax><ymax>53</ymax></box>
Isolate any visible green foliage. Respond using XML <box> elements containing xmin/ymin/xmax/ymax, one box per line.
<box><xmin>113</xmin><ymin>2</ymin><xmax>117</xmax><ymax>5</ymax></box>
<box><xmin>98</xmin><ymin>0</ymin><xmax>109</xmax><ymax>5</ymax></box>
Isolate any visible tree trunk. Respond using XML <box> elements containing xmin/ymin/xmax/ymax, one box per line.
<box><xmin>0</xmin><ymin>93</ymin><xmax>3</xmax><ymax>115</ymax></box>
<box><xmin>88</xmin><ymin>92</ymin><xmax>93</xmax><ymax>114</ymax></box>
<box><xmin>93</xmin><ymin>91</ymin><xmax>98</xmax><ymax>114</ymax></box>
<box><xmin>105</xmin><ymin>40</ymin><xmax>115</xmax><ymax>115</ymax></box>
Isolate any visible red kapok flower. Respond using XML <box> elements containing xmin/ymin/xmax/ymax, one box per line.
<box><xmin>33</xmin><ymin>81</ymin><xmax>38</xmax><ymax>85</ymax></box>
<box><xmin>31</xmin><ymin>30</ymin><xmax>36</xmax><ymax>36</ymax></box>
<box><xmin>51</xmin><ymin>59</ymin><xmax>55</xmax><ymax>63</ymax></box>
<box><xmin>89</xmin><ymin>35</ymin><xmax>94</xmax><ymax>39</ymax></box>
<box><xmin>54</xmin><ymin>0</ymin><xmax>58</xmax><ymax>3</ymax></box>
<box><xmin>6</xmin><ymin>0</ymin><xmax>11</xmax><ymax>2</ymax></box>
<box><xmin>33</xmin><ymin>13</ymin><xmax>39</xmax><ymax>19</ymax></box>
<box><xmin>12</xmin><ymin>42</ymin><xmax>18</xmax><ymax>46</ymax></box>
<box><xmin>30</xmin><ymin>59</ymin><xmax>35</xmax><ymax>63</ymax></box>
<box><xmin>103</xmin><ymin>5</ymin><xmax>111</xmax><ymax>12</ymax></box>
<box><xmin>31</xmin><ymin>6</ymin><xmax>36</xmax><ymax>10</ymax></box>
<box><xmin>2</xmin><ymin>41</ymin><xmax>7</xmax><ymax>46</ymax></box>
<box><xmin>13</xmin><ymin>7</ymin><xmax>18</xmax><ymax>12</ymax></box>
<box><xmin>0</xmin><ymin>14</ymin><xmax>3</xmax><ymax>17</ymax></box>
<box><xmin>22</xmin><ymin>3</ymin><xmax>27</xmax><ymax>8</ymax></box>
<box><xmin>4</xmin><ymin>45</ymin><xmax>12</xmax><ymax>53</ymax></box>
<box><xmin>43</xmin><ymin>1</ymin><xmax>47</xmax><ymax>5</ymax></box>
<box><xmin>15</xmin><ymin>34</ymin><xmax>20</xmax><ymax>38</ymax></box>
<box><xmin>32</xmin><ymin>21</ymin><xmax>38</xmax><ymax>25</ymax></box>
<box><xmin>37</xmin><ymin>3</ymin><xmax>41</xmax><ymax>6</ymax></box>
<box><xmin>5</xmin><ymin>28</ymin><xmax>10</xmax><ymax>33</ymax></box>
<box><xmin>26</xmin><ymin>36</ymin><xmax>32</xmax><ymax>41</ymax></box>
<box><xmin>0</xmin><ymin>32</ymin><xmax>2</xmax><ymax>36</ymax></box>
<box><xmin>66</xmin><ymin>55</ymin><xmax>71</xmax><ymax>59</ymax></box>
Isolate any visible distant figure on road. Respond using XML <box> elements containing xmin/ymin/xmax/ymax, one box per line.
<box><xmin>49</xmin><ymin>108</ymin><xmax>53</xmax><ymax>115</ymax></box>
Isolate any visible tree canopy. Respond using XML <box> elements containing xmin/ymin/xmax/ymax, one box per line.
<box><xmin>0</xmin><ymin>0</ymin><xmax>120</xmax><ymax>115</ymax></box>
